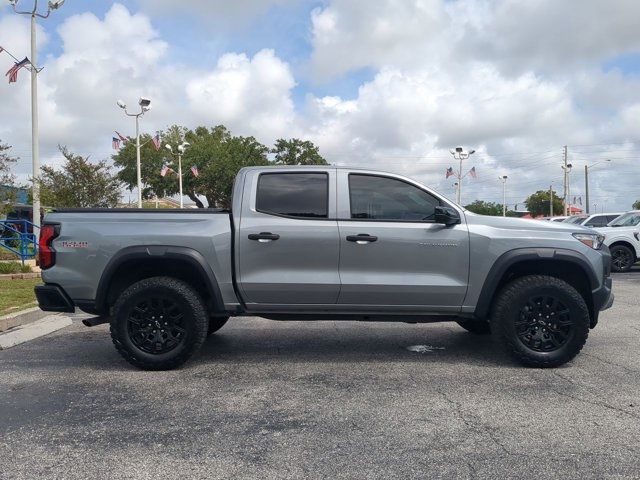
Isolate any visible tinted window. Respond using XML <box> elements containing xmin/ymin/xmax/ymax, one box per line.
<box><xmin>256</xmin><ymin>173</ymin><xmax>328</xmax><ymax>218</ymax></box>
<box><xmin>585</xmin><ymin>215</ymin><xmax>607</xmax><ymax>227</ymax></box>
<box><xmin>606</xmin><ymin>215</ymin><xmax>620</xmax><ymax>223</ymax></box>
<box><xmin>349</xmin><ymin>174</ymin><xmax>440</xmax><ymax>221</ymax></box>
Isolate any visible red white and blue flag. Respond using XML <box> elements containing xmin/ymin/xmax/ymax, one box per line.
<box><xmin>5</xmin><ymin>57</ymin><xmax>30</xmax><ymax>84</ymax></box>
<box><xmin>190</xmin><ymin>166</ymin><xmax>199</xmax><ymax>177</ymax></box>
<box><xmin>152</xmin><ymin>134</ymin><xmax>161</xmax><ymax>151</ymax></box>
<box><xmin>160</xmin><ymin>165</ymin><xmax>172</xmax><ymax>177</ymax></box>
<box><xmin>445</xmin><ymin>167</ymin><xmax>454</xmax><ymax>179</ymax></box>
<box><xmin>115</xmin><ymin>131</ymin><xmax>129</xmax><ymax>144</ymax></box>
<box><xmin>469</xmin><ymin>166</ymin><xmax>477</xmax><ymax>179</ymax></box>
<box><xmin>112</xmin><ymin>137</ymin><xmax>121</xmax><ymax>150</ymax></box>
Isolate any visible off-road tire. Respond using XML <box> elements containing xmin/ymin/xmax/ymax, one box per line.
<box><xmin>610</xmin><ymin>244</ymin><xmax>635</xmax><ymax>273</ymax></box>
<box><xmin>456</xmin><ymin>320</ymin><xmax>491</xmax><ymax>334</ymax></box>
<box><xmin>208</xmin><ymin>316</ymin><xmax>230</xmax><ymax>336</ymax></box>
<box><xmin>110</xmin><ymin>276</ymin><xmax>208</xmax><ymax>370</ymax></box>
<box><xmin>491</xmin><ymin>275</ymin><xmax>590</xmax><ymax>368</ymax></box>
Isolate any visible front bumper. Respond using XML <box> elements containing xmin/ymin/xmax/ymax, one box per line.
<box><xmin>34</xmin><ymin>284</ymin><xmax>75</xmax><ymax>313</ymax></box>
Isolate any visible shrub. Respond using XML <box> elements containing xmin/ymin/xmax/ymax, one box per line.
<box><xmin>0</xmin><ymin>262</ymin><xmax>32</xmax><ymax>274</ymax></box>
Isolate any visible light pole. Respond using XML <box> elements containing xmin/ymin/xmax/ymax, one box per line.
<box><xmin>117</xmin><ymin>97</ymin><xmax>151</xmax><ymax>208</ymax></box>
<box><xmin>165</xmin><ymin>142</ymin><xmax>190</xmax><ymax>208</ymax></box>
<box><xmin>584</xmin><ymin>159</ymin><xmax>611</xmax><ymax>214</ymax></box>
<box><xmin>449</xmin><ymin>147</ymin><xmax>475</xmax><ymax>205</ymax></box>
<box><xmin>561</xmin><ymin>162</ymin><xmax>572</xmax><ymax>215</ymax></box>
<box><xmin>499</xmin><ymin>175</ymin><xmax>508</xmax><ymax>216</ymax></box>
<box><xmin>9</xmin><ymin>0</ymin><xmax>65</xmax><ymax>230</ymax></box>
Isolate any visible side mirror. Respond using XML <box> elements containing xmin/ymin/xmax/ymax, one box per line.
<box><xmin>434</xmin><ymin>206</ymin><xmax>460</xmax><ymax>226</ymax></box>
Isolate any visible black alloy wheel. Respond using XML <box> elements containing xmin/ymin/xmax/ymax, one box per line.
<box><xmin>611</xmin><ymin>245</ymin><xmax>634</xmax><ymax>272</ymax></box>
<box><xmin>127</xmin><ymin>297</ymin><xmax>187</xmax><ymax>354</ymax></box>
<box><xmin>515</xmin><ymin>295</ymin><xmax>573</xmax><ymax>353</ymax></box>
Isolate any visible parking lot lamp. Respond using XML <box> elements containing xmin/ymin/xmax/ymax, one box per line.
<box><xmin>117</xmin><ymin>97</ymin><xmax>151</xmax><ymax>208</ymax></box>
<box><xmin>584</xmin><ymin>159</ymin><xmax>611</xmax><ymax>214</ymax></box>
<box><xmin>9</xmin><ymin>0</ymin><xmax>66</xmax><ymax>230</ymax></box>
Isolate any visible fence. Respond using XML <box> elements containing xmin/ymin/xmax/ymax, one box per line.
<box><xmin>0</xmin><ymin>220</ymin><xmax>39</xmax><ymax>264</ymax></box>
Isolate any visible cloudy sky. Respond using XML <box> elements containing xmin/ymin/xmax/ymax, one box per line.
<box><xmin>1</xmin><ymin>0</ymin><xmax>639</xmax><ymax>210</ymax></box>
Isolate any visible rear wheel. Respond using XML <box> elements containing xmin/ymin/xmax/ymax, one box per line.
<box><xmin>456</xmin><ymin>319</ymin><xmax>491</xmax><ymax>334</ymax></box>
<box><xmin>110</xmin><ymin>277</ymin><xmax>208</xmax><ymax>370</ymax></box>
<box><xmin>610</xmin><ymin>244</ymin><xmax>635</xmax><ymax>272</ymax></box>
<box><xmin>491</xmin><ymin>275</ymin><xmax>590</xmax><ymax>368</ymax></box>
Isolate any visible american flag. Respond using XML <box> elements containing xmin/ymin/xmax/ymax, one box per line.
<box><xmin>112</xmin><ymin>137</ymin><xmax>121</xmax><ymax>150</ymax></box>
<box><xmin>6</xmin><ymin>57</ymin><xmax>30</xmax><ymax>84</ymax></box>
<box><xmin>469</xmin><ymin>166</ymin><xmax>477</xmax><ymax>179</ymax></box>
<box><xmin>190</xmin><ymin>166</ymin><xmax>199</xmax><ymax>177</ymax></box>
<box><xmin>152</xmin><ymin>134</ymin><xmax>161</xmax><ymax>151</ymax></box>
<box><xmin>445</xmin><ymin>167</ymin><xmax>454</xmax><ymax>179</ymax></box>
<box><xmin>115</xmin><ymin>131</ymin><xmax>129</xmax><ymax>144</ymax></box>
<box><xmin>160</xmin><ymin>165</ymin><xmax>172</xmax><ymax>177</ymax></box>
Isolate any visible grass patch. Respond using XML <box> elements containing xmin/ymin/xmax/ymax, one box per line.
<box><xmin>0</xmin><ymin>262</ymin><xmax>32</xmax><ymax>274</ymax></box>
<box><xmin>0</xmin><ymin>278</ymin><xmax>40</xmax><ymax>315</ymax></box>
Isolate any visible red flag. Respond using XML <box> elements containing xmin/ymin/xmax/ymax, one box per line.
<box><xmin>152</xmin><ymin>134</ymin><xmax>161</xmax><ymax>151</ymax></box>
<box><xmin>190</xmin><ymin>165</ymin><xmax>199</xmax><ymax>177</ymax></box>
<box><xmin>115</xmin><ymin>131</ymin><xmax>129</xmax><ymax>144</ymax></box>
<box><xmin>161</xmin><ymin>165</ymin><xmax>173</xmax><ymax>177</ymax></box>
<box><xmin>6</xmin><ymin>57</ymin><xmax>30</xmax><ymax>84</ymax></box>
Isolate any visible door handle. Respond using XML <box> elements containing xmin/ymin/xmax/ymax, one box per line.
<box><xmin>346</xmin><ymin>234</ymin><xmax>378</xmax><ymax>244</ymax></box>
<box><xmin>248</xmin><ymin>232</ymin><xmax>280</xmax><ymax>242</ymax></box>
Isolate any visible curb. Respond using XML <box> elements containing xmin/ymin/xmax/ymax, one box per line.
<box><xmin>0</xmin><ymin>273</ymin><xmax>41</xmax><ymax>279</ymax></box>
<box><xmin>0</xmin><ymin>306</ymin><xmax>47</xmax><ymax>332</ymax></box>
<box><xmin>0</xmin><ymin>315</ymin><xmax>73</xmax><ymax>350</ymax></box>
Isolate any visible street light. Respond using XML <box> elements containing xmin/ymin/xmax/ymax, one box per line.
<box><xmin>449</xmin><ymin>147</ymin><xmax>476</xmax><ymax>205</ymax></box>
<box><xmin>117</xmin><ymin>97</ymin><xmax>152</xmax><ymax>208</ymax></box>
<box><xmin>584</xmin><ymin>159</ymin><xmax>611</xmax><ymax>214</ymax></box>
<box><xmin>9</xmin><ymin>0</ymin><xmax>65</xmax><ymax>231</ymax></box>
<box><xmin>499</xmin><ymin>175</ymin><xmax>508</xmax><ymax>217</ymax></box>
<box><xmin>561</xmin><ymin>162</ymin><xmax>573</xmax><ymax>215</ymax></box>
<box><xmin>165</xmin><ymin>142</ymin><xmax>190</xmax><ymax>208</ymax></box>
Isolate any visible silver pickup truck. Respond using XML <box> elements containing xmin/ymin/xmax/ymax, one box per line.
<box><xmin>35</xmin><ymin>166</ymin><xmax>613</xmax><ymax>370</ymax></box>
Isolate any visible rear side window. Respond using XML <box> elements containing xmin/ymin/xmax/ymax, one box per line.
<box><xmin>349</xmin><ymin>174</ymin><xmax>441</xmax><ymax>221</ymax></box>
<box><xmin>256</xmin><ymin>173</ymin><xmax>328</xmax><ymax>218</ymax></box>
<box><xmin>585</xmin><ymin>216</ymin><xmax>607</xmax><ymax>227</ymax></box>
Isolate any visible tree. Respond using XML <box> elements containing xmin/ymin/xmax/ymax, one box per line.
<box><xmin>464</xmin><ymin>200</ymin><xmax>503</xmax><ymax>216</ymax></box>
<box><xmin>633</xmin><ymin>200</ymin><xmax>640</xmax><ymax>210</ymax></box>
<box><xmin>272</xmin><ymin>138</ymin><xmax>328</xmax><ymax>165</ymax></box>
<box><xmin>525</xmin><ymin>189</ymin><xmax>563</xmax><ymax>217</ymax></box>
<box><xmin>0</xmin><ymin>140</ymin><xmax>18</xmax><ymax>215</ymax></box>
<box><xmin>38</xmin><ymin>147</ymin><xmax>121</xmax><ymax>208</ymax></box>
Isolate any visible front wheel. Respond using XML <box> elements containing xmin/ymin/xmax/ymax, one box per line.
<box><xmin>610</xmin><ymin>244</ymin><xmax>635</xmax><ymax>273</ymax></box>
<box><xmin>110</xmin><ymin>277</ymin><xmax>208</xmax><ymax>370</ymax></box>
<box><xmin>491</xmin><ymin>275</ymin><xmax>590</xmax><ymax>368</ymax></box>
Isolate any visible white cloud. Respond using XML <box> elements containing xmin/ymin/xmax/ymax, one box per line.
<box><xmin>186</xmin><ymin>49</ymin><xmax>296</xmax><ymax>141</ymax></box>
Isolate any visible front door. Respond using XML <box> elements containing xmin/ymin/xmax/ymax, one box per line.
<box><xmin>238</xmin><ymin>170</ymin><xmax>340</xmax><ymax>305</ymax></box>
<box><xmin>337</xmin><ymin>172</ymin><xmax>469</xmax><ymax>311</ymax></box>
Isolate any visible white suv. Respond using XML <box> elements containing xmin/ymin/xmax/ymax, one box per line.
<box><xmin>563</xmin><ymin>213</ymin><xmax>624</xmax><ymax>228</ymax></box>
<box><xmin>599</xmin><ymin>211</ymin><xmax>640</xmax><ymax>272</ymax></box>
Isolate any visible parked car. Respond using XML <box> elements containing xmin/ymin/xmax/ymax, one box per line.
<box><xmin>546</xmin><ymin>216</ymin><xmax>569</xmax><ymax>222</ymax></box>
<box><xmin>599</xmin><ymin>211</ymin><xmax>640</xmax><ymax>272</ymax></box>
<box><xmin>35</xmin><ymin>166</ymin><xmax>613</xmax><ymax>370</ymax></box>
<box><xmin>562</xmin><ymin>213</ymin><xmax>624</xmax><ymax>228</ymax></box>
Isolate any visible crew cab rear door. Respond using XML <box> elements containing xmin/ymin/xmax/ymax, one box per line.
<box><xmin>336</xmin><ymin>171</ymin><xmax>470</xmax><ymax>311</ymax></box>
<box><xmin>237</xmin><ymin>169</ymin><xmax>340</xmax><ymax>305</ymax></box>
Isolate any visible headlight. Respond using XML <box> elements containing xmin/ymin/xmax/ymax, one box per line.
<box><xmin>573</xmin><ymin>233</ymin><xmax>605</xmax><ymax>249</ymax></box>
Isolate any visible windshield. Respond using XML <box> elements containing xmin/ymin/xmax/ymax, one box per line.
<box><xmin>608</xmin><ymin>212</ymin><xmax>640</xmax><ymax>227</ymax></box>
<box><xmin>563</xmin><ymin>216</ymin><xmax>585</xmax><ymax>224</ymax></box>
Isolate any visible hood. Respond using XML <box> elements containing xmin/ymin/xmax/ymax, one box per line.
<box><xmin>463</xmin><ymin>212</ymin><xmax>595</xmax><ymax>233</ymax></box>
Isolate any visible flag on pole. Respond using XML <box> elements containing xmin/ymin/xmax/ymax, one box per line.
<box><xmin>5</xmin><ymin>57</ymin><xmax>30</xmax><ymax>84</ymax></box>
<box><xmin>190</xmin><ymin>166</ymin><xmax>199</xmax><ymax>177</ymax></box>
<box><xmin>112</xmin><ymin>137</ymin><xmax>121</xmax><ymax>150</ymax></box>
<box><xmin>445</xmin><ymin>167</ymin><xmax>454</xmax><ymax>179</ymax></box>
<box><xmin>573</xmin><ymin>196</ymin><xmax>576</xmax><ymax>205</ymax></box>
<box><xmin>469</xmin><ymin>166</ymin><xmax>477</xmax><ymax>179</ymax></box>
<box><xmin>115</xmin><ymin>131</ymin><xmax>129</xmax><ymax>144</ymax></box>
<box><xmin>160</xmin><ymin>165</ymin><xmax>173</xmax><ymax>177</ymax></box>
<box><xmin>152</xmin><ymin>134</ymin><xmax>161</xmax><ymax>151</ymax></box>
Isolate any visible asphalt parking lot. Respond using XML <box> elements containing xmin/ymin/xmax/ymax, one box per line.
<box><xmin>1</xmin><ymin>270</ymin><xmax>639</xmax><ymax>480</ymax></box>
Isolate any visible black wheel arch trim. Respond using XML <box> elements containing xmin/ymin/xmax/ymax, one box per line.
<box><xmin>474</xmin><ymin>248</ymin><xmax>601</xmax><ymax>321</ymax></box>
<box><xmin>94</xmin><ymin>245</ymin><xmax>226</xmax><ymax>315</ymax></box>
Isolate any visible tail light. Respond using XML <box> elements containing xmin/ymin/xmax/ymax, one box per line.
<box><xmin>39</xmin><ymin>224</ymin><xmax>60</xmax><ymax>269</ymax></box>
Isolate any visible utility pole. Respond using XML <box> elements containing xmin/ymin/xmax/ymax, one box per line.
<box><xmin>550</xmin><ymin>185</ymin><xmax>554</xmax><ymax>217</ymax></box>
<box><xmin>584</xmin><ymin>165</ymin><xmax>589</xmax><ymax>215</ymax></box>
<box><xmin>561</xmin><ymin>146</ymin><xmax>572</xmax><ymax>216</ymax></box>
<box><xmin>10</xmin><ymin>0</ymin><xmax>66</xmax><ymax>231</ymax></box>
<box><xmin>499</xmin><ymin>176</ymin><xmax>508</xmax><ymax>216</ymax></box>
